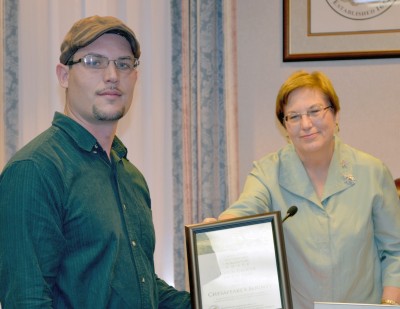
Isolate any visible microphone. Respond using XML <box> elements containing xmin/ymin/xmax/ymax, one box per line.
<box><xmin>282</xmin><ymin>205</ymin><xmax>298</xmax><ymax>223</ymax></box>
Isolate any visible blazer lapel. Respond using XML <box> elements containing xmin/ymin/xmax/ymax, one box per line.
<box><xmin>279</xmin><ymin>144</ymin><xmax>321</xmax><ymax>206</ymax></box>
<box><xmin>278</xmin><ymin>138</ymin><xmax>355</xmax><ymax>206</ymax></box>
<box><xmin>322</xmin><ymin>138</ymin><xmax>356</xmax><ymax>201</ymax></box>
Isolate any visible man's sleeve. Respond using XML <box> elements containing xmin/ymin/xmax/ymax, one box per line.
<box><xmin>0</xmin><ymin>160</ymin><xmax>65</xmax><ymax>308</ymax></box>
<box><xmin>156</xmin><ymin>276</ymin><xmax>191</xmax><ymax>309</ymax></box>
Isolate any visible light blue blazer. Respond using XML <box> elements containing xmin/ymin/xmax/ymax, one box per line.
<box><xmin>222</xmin><ymin>137</ymin><xmax>400</xmax><ymax>309</ymax></box>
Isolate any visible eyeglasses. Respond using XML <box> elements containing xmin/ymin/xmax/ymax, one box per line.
<box><xmin>284</xmin><ymin>105</ymin><xmax>332</xmax><ymax>124</ymax></box>
<box><xmin>67</xmin><ymin>54</ymin><xmax>140</xmax><ymax>71</ymax></box>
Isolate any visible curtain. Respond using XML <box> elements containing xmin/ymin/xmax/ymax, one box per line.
<box><xmin>0</xmin><ymin>0</ymin><xmax>4</xmax><ymax>169</ymax></box>
<box><xmin>171</xmin><ymin>0</ymin><xmax>239</xmax><ymax>290</ymax></box>
<box><xmin>1</xmin><ymin>0</ymin><xmax>18</xmax><ymax>170</ymax></box>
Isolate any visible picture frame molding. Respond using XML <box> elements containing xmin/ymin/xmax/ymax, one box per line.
<box><xmin>283</xmin><ymin>0</ymin><xmax>400</xmax><ymax>61</ymax></box>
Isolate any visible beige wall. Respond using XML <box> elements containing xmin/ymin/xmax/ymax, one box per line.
<box><xmin>236</xmin><ymin>0</ymin><xmax>400</xmax><ymax>189</ymax></box>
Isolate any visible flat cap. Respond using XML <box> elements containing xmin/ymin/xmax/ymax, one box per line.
<box><xmin>60</xmin><ymin>15</ymin><xmax>140</xmax><ymax>64</ymax></box>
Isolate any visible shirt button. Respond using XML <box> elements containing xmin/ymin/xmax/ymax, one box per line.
<box><xmin>131</xmin><ymin>241</ymin><xmax>136</xmax><ymax>247</ymax></box>
<box><xmin>141</xmin><ymin>277</ymin><xmax>145</xmax><ymax>283</ymax></box>
<box><xmin>123</xmin><ymin>204</ymin><xmax>127</xmax><ymax>211</ymax></box>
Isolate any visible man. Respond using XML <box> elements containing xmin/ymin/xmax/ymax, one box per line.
<box><xmin>0</xmin><ymin>15</ymin><xmax>191</xmax><ymax>308</ymax></box>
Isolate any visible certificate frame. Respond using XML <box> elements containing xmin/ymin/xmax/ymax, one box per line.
<box><xmin>283</xmin><ymin>0</ymin><xmax>400</xmax><ymax>61</ymax></box>
<box><xmin>185</xmin><ymin>211</ymin><xmax>292</xmax><ymax>309</ymax></box>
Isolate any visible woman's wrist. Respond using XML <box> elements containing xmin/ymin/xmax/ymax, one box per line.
<box><xmin>381</xmin><ymin>298</ymin><xmax>399</xmax><ymax>305</ymax></box>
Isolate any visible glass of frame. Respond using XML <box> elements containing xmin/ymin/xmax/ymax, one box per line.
<box><xmin>185</xmin><ymin>211</ymin><xmax>293</xmax><ymax>309</ymax></box>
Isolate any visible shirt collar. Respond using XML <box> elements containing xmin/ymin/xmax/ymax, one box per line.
<box><xmin>51</xmin><ymin>112</ymin><xmax>128</xmax><ymax>159</ymax></box>
<box><xmin>279</xmin><ymin>136</ymin><xmax>355</xmax><ymax>204</ymax></box>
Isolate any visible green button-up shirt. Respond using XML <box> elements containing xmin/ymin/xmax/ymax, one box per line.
<box><xmin>0</xmin><ymin>112</ymin><xmax>191</xmax><ymax>308</ymax></box>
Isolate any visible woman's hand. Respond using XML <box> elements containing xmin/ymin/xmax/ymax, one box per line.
<box><xmin>202</xmin><ymin>218</ymin><xmax>218</xmax><ymax>223</ymax></box>
<box><xmin>381</xmin><ymin>286</ymin><xmax>400</xmax><ymax>305</ymax></box>
<box><xmin>202</xmin><ymin>214</ymin><xmax>238</xmax><ymax>224</ymax></box>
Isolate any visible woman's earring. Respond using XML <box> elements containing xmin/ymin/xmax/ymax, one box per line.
<box><xmin>336</xmin><ymin>123</ymin><xmax>340</xmax><ymax>133</ymax></box>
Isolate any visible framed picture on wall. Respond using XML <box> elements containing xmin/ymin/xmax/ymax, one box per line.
<box><xmin>185</xmin><ymin>211</ymin><xmax>293</xmax><ymax>309</ymax></box>
<box><xmin>283</xmin><ymin>0</ymin><xmax>400</xmax><ymax>61</ymax></box>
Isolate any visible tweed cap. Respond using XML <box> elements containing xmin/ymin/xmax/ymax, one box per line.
<box><xmin>60</xmin><ymin>15</ymin><xmax>140</xmax><ymax>64</ymax></box>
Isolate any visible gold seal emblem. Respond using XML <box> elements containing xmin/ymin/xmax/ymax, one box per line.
<box><xmin>326</xmin><ymin>0</ymin><xmax>395</xmax><ymax>20</ymax></box>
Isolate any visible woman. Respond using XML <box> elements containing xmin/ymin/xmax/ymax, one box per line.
<box><xmin>218</xmin><ymin>71</ymin><xmax>400</xmax><ymax>308</ymax></box>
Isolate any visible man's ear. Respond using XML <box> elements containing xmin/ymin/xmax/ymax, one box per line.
<box><xmin>56</xmin><ymin>63</ymin><xmax>69</xmax><ymax>88</ymax></box>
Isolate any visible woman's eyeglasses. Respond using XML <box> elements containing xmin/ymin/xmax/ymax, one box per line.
<box><xmin>284</xmin><ymin>105</ymin><xmax>332</xmax><ymax>125</ymax></box>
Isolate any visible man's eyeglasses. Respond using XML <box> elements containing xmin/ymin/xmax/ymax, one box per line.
<box><xmin>284</xmin><ymin>105</ymin><xmax>332</xmax><ymax>124</ymax></box>
<box><xmin>67</xmin><ymin>54</ymin><xmax>140</xmax><ymax>71</ymax></box>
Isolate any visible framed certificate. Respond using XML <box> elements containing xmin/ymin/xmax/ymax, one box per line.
<box><xmin>185</xmin><ymin>211</ymin><xmax>293</xmax><ymax>309</ymax></box>
<box><xmin>283</xmin><ymin>0</ymin><xmax>400</xmax><ymax>61</ymax></box>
